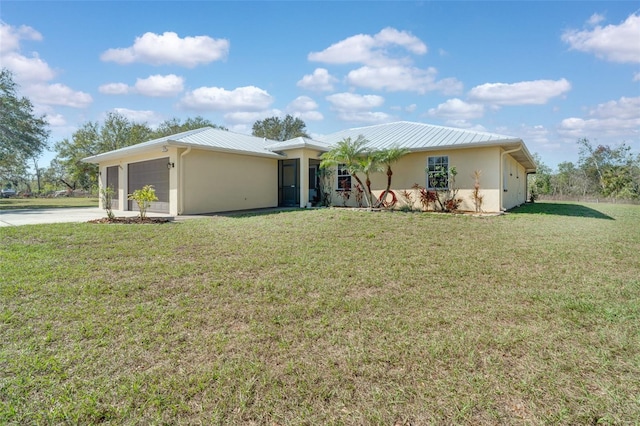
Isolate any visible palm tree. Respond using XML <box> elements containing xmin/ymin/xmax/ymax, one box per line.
<box><xmin>320</xmin><ymin>136</ymin><xmax>375</xmax><ymax>207</ymax></box>
<box><xmin>374</xmin><ymin>146</ymin><xmax>410</xmax><ymax>208</ymax></box>
<box><xmin>357</xmin><ymin>152</ymin><xmax>384</xmax><ymax>208</ymax></box>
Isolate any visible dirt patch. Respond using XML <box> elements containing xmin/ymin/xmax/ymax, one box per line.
<box><xmin>88</xmin><ymin>217</ymin><xmax>172</xmax><ymax>224</ymax></box>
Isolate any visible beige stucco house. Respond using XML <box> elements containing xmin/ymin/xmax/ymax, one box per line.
<box><xmin>83</xmin><ymin>121</ymin><xmax>536</xmax><ymax>215</ymax></box>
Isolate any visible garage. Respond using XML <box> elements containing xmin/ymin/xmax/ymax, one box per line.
<box><xmin>127</xmin><ymin>157</ymin><xmax>170</xmax><ymax>213</ymax></box>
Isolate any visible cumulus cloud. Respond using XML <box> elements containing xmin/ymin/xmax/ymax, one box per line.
<box><xmin>99</xmin><ymin>82</ymin><xmax>130</xmax><ymax>95</ymax></box>
<box><xmin>27</xmin><ymin>83</ymin><xmax>93</xmax><ymax>108</ymax></box>
<box><xmin>468</xmin><ymin>79</ymin><xmax>571</xmax><ymax>105</ymax></box>
<box><xmin>325</xmin><ymin>92</ymin><xmax>390</xmax><ymax>124</ymax></box>
<box><xmin>111</xmin><ymin>108</ymin><xmax>164</xmax><ymax>126</ymax></box>
<box><xmin>179</xmin><ymin>86</ymin><xmax>273</xmax><ymax>111</ymax></box>
<box><xmin>101</xmin><ymin>31</ymin><xmax>229</xmax><ymax>68</ymax></box>
<box><xmin>286</xmin><ymin>96</ymin><xmax>323</xmax><ymax>121</ymax></box>
<box><xmin>308</xmin><ymin>27</ymin><xmax>426</xmax><ymax>66</ymax></box>
<box><xmin>558</xmin><ymin>96</ymin><xmax>640</xmax><ymax>139</ymax></box>
<box><xmin>427</xmin><ymin>98</ymin><xmax>484</xmax><ymax>120</ymax></box>
<box><xmin>297</xmin><ymin>68</ymin><xmax>338</xmax><ymax>92</ymax></box>
<box><xmin>134</xmin><ymin>74</ymin><xmax>184</xmax><ymax>97</ymax></box>
<box><xmin>0</xmin><ymin>22</ymin><xmax>42</xmax><ymax>54</ymax></box>
<box><xmin>0</xmin><ymin>22</ymin><xmax>54</xmax><ymax>83</ymax></box>
<box><xmin>633</xmin><ymin>72</ymin><xmax>640</xmax><ymax>82</ymax></box>
<box><xmin>326</xmin><ymin>92</ymin><xmax>384</xmax><ymax>110</ymax></box>
<box><xmin>346</xmin><ymin>65</ymin><xmax>462</xmax><ymax>95</ymax></box>
<box><xmin>562</xmin><ymin>13</ymin><xmax>640</xmax><ymax>63</ymax></box>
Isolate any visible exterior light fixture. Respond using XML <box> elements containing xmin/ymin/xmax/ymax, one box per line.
<box><xmin>167</xmin><ymin>162</ymin><xmax>175</xmax><ymax>169</ymax></box>
<box><xmin>162</xmin><ymin>146</ymin><xmax>168</xmax><ymax>152</ymax></box>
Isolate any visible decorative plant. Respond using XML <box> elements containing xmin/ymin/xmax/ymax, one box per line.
<box><xmin>100</xmin><ymin>186</ymin><xmax>115</xmax><ymax>220</ymax></box>
<box><xmin>353</xmin><ymin>183</ymin><xmax>364</xmax><ymax>207</ymax></box>
<box><xmin>399</xmin><ymin>189</ymin><xmax>415</xmax><ymax>212</ymax></box>
<box><xmin>128</xmin><ymin>185</ymin><xmax>158</xmax><ymax>219</ymax></box>
<box><xmin>412</xmin><ymin>183</ymin><xmax>437</xmax><ymax>211</ymax></box>
<box><xmin>429</xmin><ymin>166</ymin><xmax>461</xmax><ymax>212</ymax></box>
<box><xmin>470</xmin><ymin>169</ymin><xmax>484</xmax><ymax>213</ymax></box>
<box><xmin>336</xmin><ymin>178</ymin><xmax>351</xmax><ymax>207</ymax></box>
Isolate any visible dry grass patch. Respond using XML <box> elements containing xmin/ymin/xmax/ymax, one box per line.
<box><xmin>1</xmin><ymin>202</ymin><xmax>639</xmax><ymax>424</ymax></box>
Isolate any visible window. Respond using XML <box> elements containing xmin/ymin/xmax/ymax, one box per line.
<box><xmin>336</xmin><ymin>164</ymin><xmax>352</xmax><ymax>190</ymax></box>
<box><xmin>427</xmin><ymin>156</ymin><xmax>449</xmax><ymax>189</ymax></box>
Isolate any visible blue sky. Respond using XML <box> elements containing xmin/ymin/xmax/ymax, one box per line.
<box><xmin>1</xmin><ymin>1</ymin><xmax>639</xmax><ymax>170</ymax></box>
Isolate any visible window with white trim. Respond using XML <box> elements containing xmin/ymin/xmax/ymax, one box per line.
<box><xmin>427</xmin><ymin>156</ymin><xmax>449</xmax><ymax>189</ymax></box>
<box><xmin>336</xmin><ymin>164</ymin><xmax>352</xmax><ymax>190</ymax></box>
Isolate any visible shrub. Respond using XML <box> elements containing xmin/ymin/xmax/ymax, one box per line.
<box><xmin>127</xmin><ymin>185</ymin><xmax>158</xmax><ymax>219</ymax></box>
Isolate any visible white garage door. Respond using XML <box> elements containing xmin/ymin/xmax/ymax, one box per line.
<box><xmin>128</xmin><ymin>158</ymin><xmax>170</xmax><ymax>213</ymax></box>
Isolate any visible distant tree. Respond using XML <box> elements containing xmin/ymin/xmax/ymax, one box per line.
<box><xmin>152</xmin><ymin>116</ymin><xmax>227</xmax><ymax>138</ymax></box>
<box><xmin>528</xmin><ymin>153</ymin><xmax>553</xmax><ymax>199</ymax></box>
<box><xmin>0</xmin><ymin>68</ymin><xmax>49</xmax><ymax>188</ymax></box>
<box><xmin>578</xmin><ymin>138</ymin><xmax>639</xmax><ymax>199</ymax></box>
<box><xmin>54</xmin><ymin>112</ymin><xmax>152</xmax><ymax>191</ymax></box>
<box><xmin>252</xmin><ymin>115</ymin><xmax>309</xmax><ymax>141</ymax></box>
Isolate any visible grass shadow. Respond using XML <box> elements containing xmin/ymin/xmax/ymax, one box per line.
<box><xmin>509</xmin><ymin>202</ymin><xmax>614</xmax><ymax>220</ymax></box>
<box><xmin>193</xmin><ymin>207</ymin><xmax>304</xmax><ymax>219</ymax></box>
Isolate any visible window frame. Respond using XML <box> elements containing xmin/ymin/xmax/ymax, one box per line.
<box><xmin>336</xmin><ymin>164</ymin><xmax>352</xmax><ymax>190</ymax></box>
<box><xmin>426</xmin><ymin>156</ymin><xmax>449</xmax><ymax>190</ymax></box>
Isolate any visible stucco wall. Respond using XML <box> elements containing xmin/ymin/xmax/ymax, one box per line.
<box><xmin>502</xmin><ymin>153</ymin><xmax>527</xmax><ymax>210</ymax></box>
<box><xmin>182</xmin><ymin>149</ymin><xmax>278</xmax><ymax>214</ymax></box>
<box><xmin>332</xmin><ymin>147</ymin><xmax>505</xmax><ymax>212</ymax></box>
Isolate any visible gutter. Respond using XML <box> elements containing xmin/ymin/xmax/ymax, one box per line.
<box><xmin>178</xmin><ymin>147</ymin><xmax>192</xmax><ymax>215</ymax></box>
<box><xmin>500</xmin><ymin>146</ymin><xmax>522</xmax><ymax>211</ymax></box>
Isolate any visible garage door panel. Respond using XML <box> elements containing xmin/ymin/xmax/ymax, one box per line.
<box><xmin>128</xmin><ymin>158</ymin><xmax>169</xmax><ymax>213</ymax></box>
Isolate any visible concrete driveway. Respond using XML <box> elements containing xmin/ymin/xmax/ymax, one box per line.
<box><xmin>0</xmin><ymin>208</ymin><xmax>172</xmax><ymax>227</ymax></box>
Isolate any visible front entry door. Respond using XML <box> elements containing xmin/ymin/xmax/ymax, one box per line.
<box><xmin>278</xmin><ymin>159</ymin><xmax>299</xmax><ymax>207</ymax></box>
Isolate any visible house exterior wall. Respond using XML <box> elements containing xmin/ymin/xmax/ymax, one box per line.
<box><xmin>331</xmin><ymin>147</ymin><xmax>507</xmax><ymax>212</ymax></box>
<box><xmin>279</xmin><ymin>147</ymin><xmax>323</xmax><ymax>207</ymax></box>
<box><xmin>98</xmin><ymin>147</ymin><xmax>179</xmax><ymax>215</ymax></box>
<box><xmin>501</xmin><ymin>152</ymin><xmax>527</xmax><ymax>210</ymax></box>
<box><xmin>181</xmin><ymin>149</ymin><xmax>277</xmax><ymax>214</ymax></box>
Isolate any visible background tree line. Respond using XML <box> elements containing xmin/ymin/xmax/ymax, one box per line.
<box><xmin>530</xmin><ymin>139</ymin><xmax>640</xmax><ymax>201</ymax></box>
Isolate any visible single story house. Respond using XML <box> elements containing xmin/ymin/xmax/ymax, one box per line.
<box><xmin>82</xmin><ymin>121</ymin><xmax>536</xmax><ymax>215</ymax></box>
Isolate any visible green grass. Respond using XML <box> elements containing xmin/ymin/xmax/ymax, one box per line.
<box><xmin>1</xmin><ymin>201</ymin><xmax>638</xmax><ymax>424</ymax></box>
<box><xmin>0</xmin><ymin>197</ymin><xmax>99</xmax><ymax>210</ymax></box>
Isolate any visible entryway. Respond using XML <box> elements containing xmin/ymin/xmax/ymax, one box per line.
<box><xmin>278</xmin><ymin>159</ymin><xmax>299</xmax><ymax>207</ymax></box>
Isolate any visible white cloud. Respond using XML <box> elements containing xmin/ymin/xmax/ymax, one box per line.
<box><xmin>427</xmin><ymin>98</ymin><xmax>484</xmax><ymax>120</ymax></box>
<box><xmin>99</xmin><ymin>82</ymin><xmax>130</xmax><ymax>95</ymax></box>
<box><xmin>223</xmin><ymin>110</ymin><xmax>282</xmax><ymax>125</ymax></box>
<box><xmin>326</xmin><ymin>92</ymin><xmax>384</xmax><ymax>110</ymax></box>
<box><xmin>587</xmin><ymin>13</ymin><xmax>605</xmax><ymax>26</ymax></box>
<box><xmin>0</xmin><ymin>22</ymin><xmax>42</xmax><ymax>54</ymax></box>
<box><xmin>100</xmin><ymin>31</ymin><xmax>229</xmax><ymax>68</ymax></box>
<box><xmin>346</xmin><ymin>65</ymin><xmax>462</xmax><ymax>95</ymax></box>
<box><xmin>308</xmin><ymin>27</ymin><xmax>426</xmax><ymax>66</ymax></box>
<box><xmin>111</xmin><ymin>108</ymin><xmax>164</xmax><ymax>126</ymax></box>
<box><xmin>558</xmin><ymin>96</ymin><xmax>640</xmax><ymax>139</ymax></box>
<box><xmin>297</xmin><ymin>68</ymin><xmax>338</xmax><ymax>92</ymax></box>
<box><xmin>468</xmin><ymin>79</ymin><xmax>571</xmax><ymax>105</ymax></box>
<box><xmin>0</xmin><ymin>22</ymin><xmax>54</xmax><ymax>83</ymax></box>
<box><xmin>27</xmin><ymin>83</ymin><xmax>93</xmax><ymax>108</ymax></box>
<box><xmin>134</xmin><ymin>74</ymin><xmax>184</xmax><ymax>97</ymax></box>
<box><xmin>633</xmin><ymin>72</ymin><xmax>640</xmax><ymax>82</ymax></box>
<box><xmin>180</xmin><ymin>86</ymin><xmax>274</xmax><ymax>111</ymax></box>
<box><xmin>44</xmin><ymin>112</ymin><xmax>66</xmax><ymax>127</ymax></box>
<box><xmin>286</xmin><ymin>96</ymin><xmax>323</xmax><ymax>121</ymax></box>
<box><xmin>562</xmin><ymin>13</ymin><xmax>640</xmax><ymax>63</ymax></box>
<box><xmin>336</xmin><ymin>111</ymin><xmax>393</xmax><ymax>123</ymax></box>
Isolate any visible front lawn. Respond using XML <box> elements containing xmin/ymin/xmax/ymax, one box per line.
<box><xmin>1</xmin><ymin>202</ymin><xmax>638</xmax><ymax>424</ymax></box>
<box><xmin>0</xmin><ymin>197</ymin><xmax>99</xmax><ymax>210</ymax></box>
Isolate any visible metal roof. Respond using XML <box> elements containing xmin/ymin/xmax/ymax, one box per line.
<box><xmin>265</xmin><ymin>137</ymin><xmax>331</xmax><ymax>152</ymax></box>
<box><xmin>316</xmin><ymin>121</ymin><xmax>536</xmax><ymax>172</ymax></box>
<box><xmin>83</xmin><ymin>121</ymin><xmax>536</xmax><ymax>172</ymax></box>
<box><xmin>316</xmin><ymin>121</ymin><xmax>520</xmax><ymax>150</ymax></box>
<box><xmin>83</xmin><ymin>127</ymin><xmax>284</xmax><ymax>163</ymax></box>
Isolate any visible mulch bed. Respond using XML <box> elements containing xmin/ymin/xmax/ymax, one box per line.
<box><xmin>88</xmin><ymin>217</ymin><xmax>172</xmax><ymax>224</ymax></box>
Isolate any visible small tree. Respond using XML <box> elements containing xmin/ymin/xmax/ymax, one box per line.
<box><xmin>128</xmin><ymin>185</ymin><xmax>158</xmax><ymax>219</ymax></box>
<box><xmin>374</xmin><ymin>146</ymin><xmax>410</xmax><ymax>208</ymax></box>
<box><xmin>470</xmin><ymin>170</ymin><xmax>484</xmax><ymax>213</ymax></box>
<box><xmin>100</xmin><ymin>186</ymin><xmax>115</xmax><ymax>220</ymax></box>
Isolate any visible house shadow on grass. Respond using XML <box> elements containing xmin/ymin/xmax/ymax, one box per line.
<box><xmin>509</xmin><ymin>202</ymin><xmax>614</xmax><ymax>220</ymax></box>
<box><xmin>193</xmin><ymin>207</ymin><xmax>303</xmax><ymax>219</ymax></box>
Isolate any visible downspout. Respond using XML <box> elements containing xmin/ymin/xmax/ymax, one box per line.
<box><xmin>178</xmin><ymin>147</ymin><xmax>192</xmax><ymax>215</ymax></box>
<box><xmin>500</xmin><ymin>146</ymin><xmax>522</xmax><ymax>211</ymax></box>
